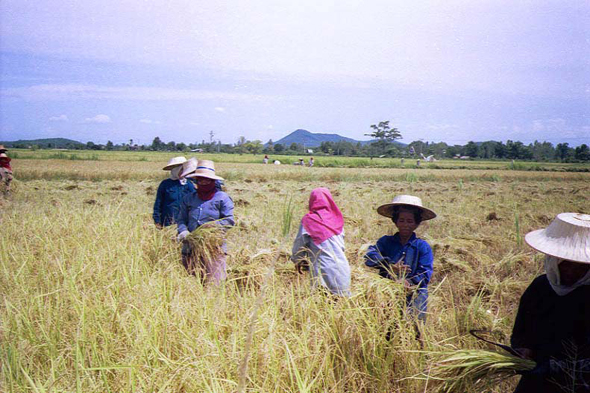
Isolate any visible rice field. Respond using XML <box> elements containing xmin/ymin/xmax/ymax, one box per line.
<box><xmin>1</xmin><ymin>153</ymin><xmax>589</xmax><ymax>392</ymax></box>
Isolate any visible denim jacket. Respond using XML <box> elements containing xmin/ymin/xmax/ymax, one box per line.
<box><xmin>364</xmin><ymin>233</ymin><xmax>433</xmax><ymax>289</ymax></box>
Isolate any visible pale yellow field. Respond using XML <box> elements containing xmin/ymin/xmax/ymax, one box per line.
<box><xmin>1</xmin><ymin>158</ymin><xmax>589</xmax><ymax>392</ymax></box>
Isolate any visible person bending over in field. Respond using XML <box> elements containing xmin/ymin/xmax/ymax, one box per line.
<box><xmin>511</xmin><ymin>213</ymin><xmax>590</xmax><ymax>393</ymax></box>
<box><xmin>0</xmin><ymin>148</ymin><xmax>14</xmax><ymax>197</ymax></box>
<box><xmin>291</xmin><ymin>188</ymin><xmax>351</xmax><ymax>296</ymax></box>
<box><xmin>152</xmin><ymin>156</ymin><xmax>195</xmax><ymax>228</ymax></box>
<box><xmin>176</xmin><ymin>160</ymin><xmax>234</xmax><ymax>284</ymax></box>
<box><xmin>364</xmin><ymin>195</ymin><xmax>436</xmax><ymax>322</ymax></box>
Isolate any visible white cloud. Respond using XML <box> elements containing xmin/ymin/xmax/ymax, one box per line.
<box><xmin>140</xmin><ymin>119</ymin><xmax>161</xmax><ymax>124</ymax></box>
<box><xmin>84</xmin><ymin>114</ymin><xmax>111</xmax><ymax>123</ymax></box>
<box><xmin>214</xmin><ymin>107</ymin><xmax>225</xmax><ymax>112</ymax></box>
<box><xmin>1</xmin><ymin>84</ymin><xmax>275</xmax><ymax>102</ymax></box>
<box><xmin>49</xmin><ymin>114</ymin><xmax>68</xmax><ymax>122</ymax></box>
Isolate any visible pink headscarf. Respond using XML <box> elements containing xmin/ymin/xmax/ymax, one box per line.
<box><xmin>301</xmin><ymin>188</ymin><xmax>344</xmax><ymax>245</ymax></box>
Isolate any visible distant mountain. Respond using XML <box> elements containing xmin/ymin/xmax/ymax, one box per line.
<box><xmin>273</xmin><ymin>129</ymin><xmax>405</xmax><ymax>147</ymax></box>
<box><xmin>0</xmin><ymin>138</ymin><xmax>84</xmax><ymax>148</ymax></box>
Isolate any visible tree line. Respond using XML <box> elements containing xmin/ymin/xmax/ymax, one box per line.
<box><xmin>10</xmin><ymin>134</ymin><xmax>589</xmax><ymax>162</ymax></box>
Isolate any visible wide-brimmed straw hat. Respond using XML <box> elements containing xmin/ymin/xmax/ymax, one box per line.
<box><xmin>377</xmin><ymin>195</ymin><xmax>437</xmax><ymax>221</ymax></box>
<box><xmin>185</xmin><ymin>159</ymin><xmax>224</xmax><ymax>181</ymax></box>
<box><xmin>180</xmin><ymin>157</ymin><xmax>198</xmax><ymax>178</ymax></box>
<box><xmin>0</xmin><ymin>145</ymin><xmax>7</xmax><ymax>152</ymax></box>
<box><xmin>163</xmin><ymin>156</ymin><xmax>187</xmax><ymax>170</ymax></box>
<box><xmin>525</xmin><ymin>213</ymin><xmax>590</xmax><ymax>264</ymax></box>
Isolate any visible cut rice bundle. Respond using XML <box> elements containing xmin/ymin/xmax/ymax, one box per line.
<box><xmin>430</xmin><ymin>349</ymin><xmax>535</xmax><ymax>393</ymax></box>
<box><xmin>185</xmin><ymin>225</ymin><xmax>225</xmax><ymax>262</ymax></box>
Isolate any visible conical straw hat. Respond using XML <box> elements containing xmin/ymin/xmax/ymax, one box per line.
<box><xmin>185</xmin><ymin>159</ymin><xmax>224</xmax><ymax>180</ymax></box>
<box><xmin>525</xmin><ymin>213</ymin><xmax>590</xmax><ymax>264</ymax></box>
<box><xmin>163</xmin><ymin>156</ymin><xmax>187</xmax><ymax>170</ymax></box>
<box><xmin>377</xmin><ymin>195</ymin><xmax>436</xmax><ymax>221</ymax></box>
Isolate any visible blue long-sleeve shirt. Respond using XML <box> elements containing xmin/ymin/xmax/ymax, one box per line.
<box><xmin>177</xmin><ymin>190</ymin><xmax>235</xmax><ymax>234</ymax></box>
<box><xmin>153</xmin><ymin>179</ymin><xmax>196</xmax><ymax>226</ymax></box>
<box><xmin>364</xmin><ymin>233</ymin><xmax>433</xmax><ymax>288</ymax></box>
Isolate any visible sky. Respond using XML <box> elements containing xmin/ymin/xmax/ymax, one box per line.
<box><xmin>1</xmin><ymin>0</ymin><xmax>589</xmax><ymax>146</ymax></box>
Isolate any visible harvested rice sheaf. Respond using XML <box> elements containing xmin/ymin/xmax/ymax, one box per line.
<box><xmin>430</xmin><ymin>349</ymin><xmax>535</xmax><ymax>393</ymax></box>
<box><xmin>185</xmin><ymin>225</ymin><xmax>226</xmax><ymax>261</ymax></box>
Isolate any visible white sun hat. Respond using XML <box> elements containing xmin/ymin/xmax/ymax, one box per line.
<box><xmin>180</xmin><ymin>157</ymin><xmax>198</xmax><ymax>178</ymax></box>
<box><xmin>185</xmin><ymin>159</ymin><xmax>224</xmax><ymax>181</ymax></box>
<box><xmin>525</xmin><ymin>213</ymin><xmax>590</xmax><ymax>264</ymax></box>
<box><xmin>377</xmin><ymin>195</ymin><xmax>437</xmax><ymax>221</ymax></box>
<box><xmin>163</xmin><ymin>156</ymin><xmax>187</xmax><ymax>170</ymax></box>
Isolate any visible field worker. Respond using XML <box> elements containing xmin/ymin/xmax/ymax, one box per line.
<box><xmin>291</xmin><ymin>188</ymin><xmax>351</xmax><ymax>296</ymax></box>
<box><xmin>364</xmin><ymin>195</ymin><xmax>436</xmax><ymax>322</ymax></box>
<box><xmin>308</xmin><ymin>157</ymin><xmax>314</xmax><ymax>167</ymax></box>
<box><xmin>153</xmin><ymin>157</ymin><xmax>194</xmax><ymax>228</ymax></box>
<box><xmin>263</xmin><ymin>155</ymin><xmax>269</xmax><ymax>164</ymax></box>
<box><xmin>273</xmin><ymin>159</ymin><xmax>281</xmax><ymax>165</ymax></box>
<box><xmin>511</xmin><ymin>213</ymin><xmax>590</xmax><ymax>393</ymax></box>
<box><xmin>177</xmin><ymin>160</ymin><xmax>234</xmax><ymax>284</ymax></box>
<box><xmin>0</xmin><ymin>151</ymin><xmax>14</xmax><ymax>196</ymax></box>
<box><xmin>181</xmin><ymin>157</ymin><xmax>225</xmax><ymax>191</ymax></box>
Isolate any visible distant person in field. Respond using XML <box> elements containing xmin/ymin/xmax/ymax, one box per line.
<box><xmin>152</xmin><ymin>157</ymin><xmax>195</xmax><ymax>228</ymax></box>
<box><xmin>263</xmin><ymin>155</ymin><xmax>269</xmax><ymax>164</ymax></box>
<box><xmin>511</xmin><ymin>213</ymin><xmax>590</xmax><ymax>393</ymax></box>
<box><xmin>176</xmin><ymin>160</ymin><xmax>234</xmax><ymax>284</ymax></box>
<box><xmin>364</xmin><ymin>195</ymin><xmax>436</xmax><ymax>322</ymax></box>
<box><xmin>291</xmin><ymin>188</ymin><xmax>351</xmax><ymax>296</ymax></box>
<box><xmin>273</xmin><ymin>159</ymin><xmax>281</xmax><ymax>165</ymax></box>
<box><xmin>308</xmin><ymin>157</ymin><xmax>314</xmax><ymax>167</ymax></box>
<box><xmin>0</xmin><ymin>147</ymin><xmax>14</xmax><ymax>196</ymax></box>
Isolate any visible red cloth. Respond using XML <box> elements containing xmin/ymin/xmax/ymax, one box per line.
<box><xmin>0</xmin><ymin>157</ymin><xmax>11</xmax><ymax>171</ymax></box>
<box><xmin>301</xmin><ymin>188</ymin><xmax>344</xmax><ymax>245</ymax></box>
<box><xmin>197</xmin><ymin>180</ymin><xmax>217</xmax><ymax>201</ymax></box>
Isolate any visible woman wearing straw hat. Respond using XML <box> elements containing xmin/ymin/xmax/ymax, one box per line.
<box><xmin>364</xmin><ymin>195</ymin><xmax>436</xmax><ymax>322</ymax></box>
<box><xmin>176</xmin><ymin>160</ymin><xmax>234</xmax><ymax>284</ymax></box>
<box><xmin>511</xmin><ymin>213</ymin><xmax>590</xmax><ymax>393</ymax></box>
<box><xmin>291</xmin><ymin>188</ymin><xmax>351</xmax><ymax>296</ymax></box>
<box><xmin>153</xmin><ymin>156</ymin><xmax>195</xmax><ymax>228</ymax></box>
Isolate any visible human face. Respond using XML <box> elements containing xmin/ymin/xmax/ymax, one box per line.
<box><xmin>394</xmin><ymin>211</ymin><xmax>419</xmax><ymax>239</ymax></box>
<box><xmin>559</xmin><ymin>260</ymin><xmax>590</xmax><ymax>286</ymax></box>
<box><xmin>195</xmin><ymin>177</ymin><xmax>213</xmax><ymax>186</ymax></box>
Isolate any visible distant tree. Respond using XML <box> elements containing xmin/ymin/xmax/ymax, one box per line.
<box><xmin>166</xmin><ymin>141</ymin><xmax>176</xmax><ymax>151</ymax></box>
<box><xmin>86</xmin><ymin>141</ymin><xmax>96</xmax><ymax>150</ymax></box>
<box><xmin>245</xmin><ymin>140</ymin><xmax>263</xmax><ymax>154</ymax></box>
<box><xmin>575</xmin><ymin>144</ymin><xmax>590</xmax><ymax>161</ymax></box>
<box><xmin>365</xmin><ymin>121</ymin><xmax>402</xmax><ymax>156</ymax></box>
<box><xmin>237</xmin><ymin>136</ymin><xmax>247</xmax><ymax>146</ymax></box>
<box><xmin>274</xmin><ymin>143</ymin><xmax>285</xmax><ymax>153</ymax></box>
<box><xmin>289</xmin><ymin>142</ymin><xmax>300</xmax><ymax>151</ymax></box>
<box><xmin>556</xmin><ymin>143</ymin><xmax>571</xmax><ymax>162</ymax></box>
<box><xmin>463</xmin><ymin>141</ymin><xmax>479</xmax><ymax>157</ymax></box>
<box><xmin>106</xmin><ymin>141</ymin><xmax>114</xmax><ymax>150</ymax></box>
<box><xmin>176</xmin><ymin>142</ymin><xmax>187</xmax><ymax>151</ymax></box>
<box><xmin>151</xmin><ymin>137</ymin><xmax>163</xmax><ymax>151</ymax></box>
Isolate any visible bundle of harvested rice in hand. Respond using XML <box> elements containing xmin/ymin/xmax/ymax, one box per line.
<box><xmin>430</xmin><ymin>349</ymin><xmax>535</xmax><ymax>393</ymax></box>
<box><xmin>185</xmin><ymin>225</ymin><xmax>225</xmax><ymax>262</ymax></box>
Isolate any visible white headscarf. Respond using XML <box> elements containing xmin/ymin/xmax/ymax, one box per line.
<box><xmin>544</xmin><ymin>256</ymin><xmax>590</xmax><ymax>296</ymax></box>
<box><xmin>170</xmin><ymin>166</ymin><xmax>187</xmax><ymax>184</ymax></box>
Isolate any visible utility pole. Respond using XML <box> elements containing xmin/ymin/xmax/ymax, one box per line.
<box><xmin>209</xmin><ymin>130</ymin><xmax>215</xmax><ymax>144</ymax></box>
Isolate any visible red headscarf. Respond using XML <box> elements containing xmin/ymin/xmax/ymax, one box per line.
<box><xmin>196</xmin><ymin>178</ymin><xmax>217</xmax><ymax>201</ymax></box>
<box><xmin>301</xmin><ymin>188</ymin><xmax>344</xmax><ymax>245</ymax></box>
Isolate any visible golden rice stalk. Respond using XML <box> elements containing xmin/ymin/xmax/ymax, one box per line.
<box><xmin>430</xmin><ymin>349</ymin><xmax>535</xmax><ymax>393</ymax></box>
<box><xmin>185</xmin><ymin>224</ymin><xmax>225</xmax><ymax>262</ymax></box>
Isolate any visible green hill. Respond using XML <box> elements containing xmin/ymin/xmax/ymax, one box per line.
<box><xmin>0</xmin><ymin>138</ymin><xmax>84</xmax><ymax>149</ymax></box>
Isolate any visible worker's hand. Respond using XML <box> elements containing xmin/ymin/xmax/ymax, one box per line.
<box><xmin>515</xmin><ymin>348</ymin><xmax>535</xmax><ymax>360</ymax></box>
<box><xmin>155</xmin><ymin>223</ymin><xmax>163</xmax><ymax>230</ymax></box>
<box><xmin>295</xmin><ymin>260</ymin><xmax>310</xmax><ymax>274</ymax></box>
<box><xmin>391</xmin><ymin>263</ymin><xmax>411</xmax><ymax>276</ymax></box>
<box><xmin>177</xmin><ymin>230</ymin><xmax>190</xmax><ymax>242</ymax></box>
<box><xmin>518</xmin><ymin>360</ymin><xmax>550</xmax><ymax>376</ymax></box>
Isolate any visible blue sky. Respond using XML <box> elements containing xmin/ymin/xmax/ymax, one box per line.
<box><xmin>1</xmin><ymin>0</ymin><xmax>588</xmax><ymax>146</ymax></box>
